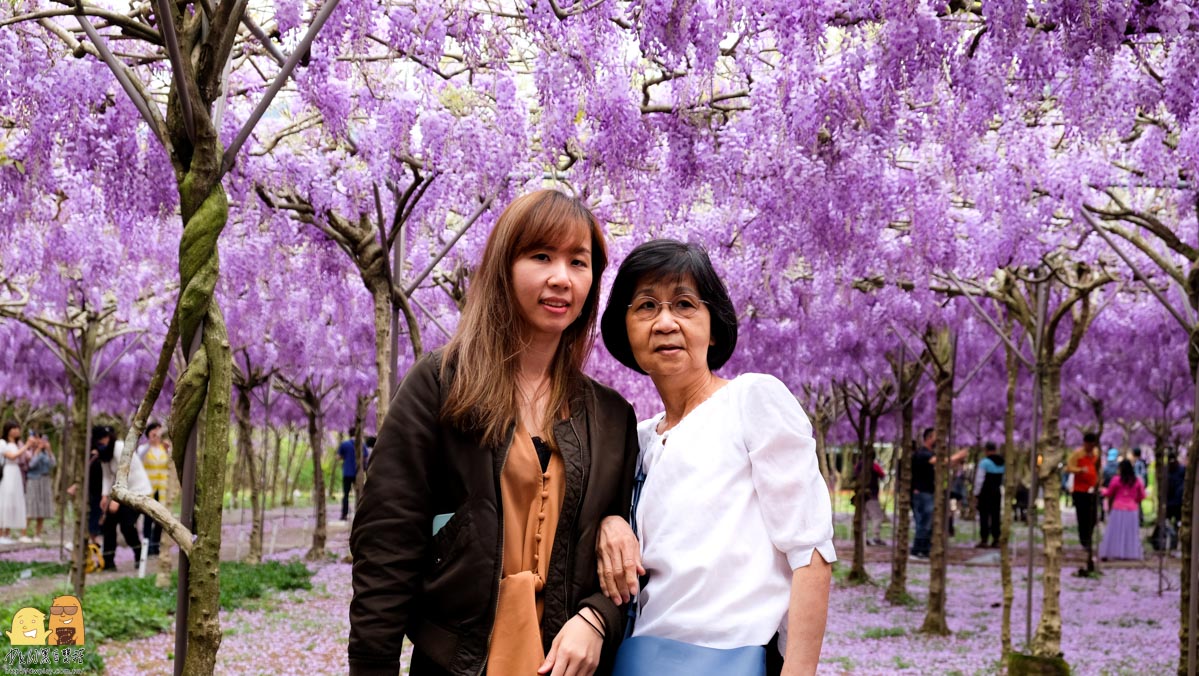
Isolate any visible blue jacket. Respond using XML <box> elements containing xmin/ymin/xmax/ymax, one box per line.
<box><xmin>27</xmin><ymin>451</ymin><xmax>56</xmax><ymax>478</ymax></box>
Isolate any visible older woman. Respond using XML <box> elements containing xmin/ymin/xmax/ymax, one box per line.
<box><xmin>597</xmin><ymin>240</ymin><xmax>835</xmax><ymax>676</ymax></box>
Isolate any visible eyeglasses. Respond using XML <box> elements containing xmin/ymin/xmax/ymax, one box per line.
<box><xmin>628</xmin><ymin>294</ymin><xmax>708</xmax><ymax>320</ymax></box>
<box><xmin>49</xmin><ymin>606</ymin><xmax>78</xmax><ymax>616</ymax></box>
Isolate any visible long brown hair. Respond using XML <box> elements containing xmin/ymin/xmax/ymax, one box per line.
<box><xmin>441</xmin><ymin>189</ymin><xmax>608</xmax><ymax>448</ymax></box>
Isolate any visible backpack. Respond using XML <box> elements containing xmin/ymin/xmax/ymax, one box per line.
<box><xmin>83</xmin><ymin>542</ymin><xmax>105</xmax><ymax>574</ymax></box>
<box><xmin>1102</xmin><ymin>462</ymin><xmax>1119</xmax><ymax>488</ymax></box>
<box><xmin>1151</xmin><ymin>522</ymin><xmax>1178</xmax><ymax>552</ymax></box>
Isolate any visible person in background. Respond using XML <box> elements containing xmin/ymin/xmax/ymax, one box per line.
<box><xmin>1099</xmin><ymin>459</ymin><xmax>1146</xmax><ymax>561</ymax></box>
<box><xmin>947</xmin><ymin>451</ymin><xmax>970</xmax><ymax>538</ymax></box>
<box><xmin>23</xmin><ymin>435</ymin><xmax>56</xmax><ymax>542</ymax></box>
<box><xmin>137</xmin><ymin>422</ymin><xmax>172</xmax><ymax>557</ymax></box>
<box><xmin>1066</xmin><ymin>433</ymin><xmax>1102</xmax><ymax>573</ymax></box>
<box><xmin>973</xmin><ymin>442</ymin><xmax>1005</xmax><ymax>549</ymax></box>
<box><xmin>0</xmin><ymin>423</ymin><xmax>30</xmax><ymax>544</ymax></box>
<box><xmin>1101</xmin><ymin>447</ymin><xmax>1120</xmax><ymax>488</ymax></box>
<box><xmin>910</xmin><ymin>428</ymin><xmax>936</xmax><ymax>560</ymax></box>
<box><xmin>338</xmin><ymin>431</ymin><xmax>369</xmax><ymax>523</ymax></box>
<box><xmin>1098</xmin><ymin>447</ymin><xmax>1119</xmax><ymax>522</ymax></box>
<box><xmin>1014</xmin><ymin>482</ymin><xmax>1030</xmax><ymax>523</ymax></box>
<box><xmin>854</xmin><ymin>457</ymin><xmax>886</xmax><ymax>546</ymax></box>
<box><xmin>1131</xmin><ymin>447</ymin><xmax>1149</xmax><ymax>526</ymax></box>
<box><xmin>1168</xmin><ymin>452</ymin><xmax>1186</xmax><ymax>534</ymax></box>
<box><xmin>99</xmin><ymin>426</ymin><xmax>152</xmax><ymax>571</ymax></box>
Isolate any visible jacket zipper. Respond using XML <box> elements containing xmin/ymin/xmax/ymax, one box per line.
<box><xmin>477</xmin><ymin>429</ymin><xmax>514</xmax><ymax>676</ymax></box>
<box><xmin>566</xmin><ymin>416</ymin><xmax>587</xmax><ymax>620</ymax></box>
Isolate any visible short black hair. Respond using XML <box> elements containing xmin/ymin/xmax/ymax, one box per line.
<box><xmin>985</xmin><ymin>441</ymin><xmax>997</xmax><ymax>452</ymax></box>
<box><xmin>601</xmin><ymin>239</ymin><xmax>738</xmax><ymax>374</ymax></box>
<box><xmin>922</xmin><ymin>427</ymin><xmax>936</xmax><ymax>442</ymax></box>
<box><xmin>1083</xmin><ymin>432</ymin><xmax>1099</xmax><ymax>445</ymax></box>
<box><xmin>145</xmin><ymin>422</ymin><xmax>161</xmax><ymax>437</ymax></box>
<box><xmin>1132</xmin><ymin>447</ymin><xmax>1142</xmax><ymax>457</ymax></box>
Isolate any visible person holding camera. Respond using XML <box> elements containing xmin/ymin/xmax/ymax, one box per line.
<box><xmin>24</xmin><ymin>435</ymin><xmax>56</xmax><ymax>542</ymax></box>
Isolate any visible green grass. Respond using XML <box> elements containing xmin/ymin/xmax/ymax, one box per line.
<box><xmin>862</xmin><ymin>626</ymin><xmax>906</xmax><ymax>639</ymax></box>
<box><xmin>0</xmin><ymin>559</ymin><xmax>313</xmax><ymax>671</ymax></box>
<box><xmin>0</xmin><ymin>560</ymin><xmax>70</xmax><ymax>587</ymax></box>
<box><xmin>822</xmin><ymin>655</ymin><xmax>855</xmax><ymax>670</ymax></box>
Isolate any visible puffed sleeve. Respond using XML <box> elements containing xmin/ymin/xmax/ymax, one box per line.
<box><xmin>740</xmin><ymin>374</ymin><xmax>837</xmax><ymax>569</ymax></box>
<box><xmin>349</xmin><ymin>353</ymin><xmax>443</xmax><ymax>675</ymax></box>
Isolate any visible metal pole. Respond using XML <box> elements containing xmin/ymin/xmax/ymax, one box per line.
<box><xmin>1189</xmin><ymin>362</ymin><xmax>1199</xmax><ymax>676</ymax></box>
<box><xmin>220</xmin><ymin>0</ymin><xmax>344</xmax><ymax>175</ymax></box>
<box><xmin>173</xmin><ymin>326</ymin><xmax>203</xmax><ymax>676</ymax></box>
<box><xmin>73</xmin><ymin>383</ymin><xmax>93</xmax><ymax>596</ymax></box>
<box><xmin>1026</xmin><ymin>278</ymin><xmax>1048</xmax><ymax>650</ymax></box>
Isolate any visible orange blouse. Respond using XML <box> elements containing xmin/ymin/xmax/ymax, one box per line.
<box><xmin>486</xmin><ymin>433</ymin><xmax>565</xmax><ymax>676</ymax></box>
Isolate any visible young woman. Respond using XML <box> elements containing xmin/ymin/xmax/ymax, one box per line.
<box><xmin>1099</xmin><ymin>459</ymin><xmax>1146</xmax><ymax>561</ymax></box>
<box><xmin>349</xmin><ymin>190</ymin><xmax>639</xmax><ymax>676</ymax></box>
<box><xmin>0</xmin><ymin>422</ymin><xmax>31</xmax><ymax>544</ymax></box>
<box><xmin>24</xmin><ymin>435</ymin><xmax>56</xmax><ymax>542</ymax></box>
<box><xmin>595</xmin><ymin>240</ymin><xmax>835</xmax><ymax>676</ymax></box>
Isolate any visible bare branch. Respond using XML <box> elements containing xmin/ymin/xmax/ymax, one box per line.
<box><xmin>76</xmin><ymin>16</ymin><xmax>173</xmax><ymax>153</ymax></box>
<box><xmin>3</xmin><ymin>6</ymin><xmax>163</xmax><ymax>44</ymax></box>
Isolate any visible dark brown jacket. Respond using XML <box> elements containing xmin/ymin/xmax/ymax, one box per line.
<box><xmin>349</xmin><ymin>352</ymin><xmax>639</xmax><ymax>675</ymax></box>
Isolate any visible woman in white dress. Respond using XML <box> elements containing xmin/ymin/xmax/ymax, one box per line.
<box><xmin>0</xmin><ymin>422</ymin><xmax>32</xmax><ymax>544</ymax></box>
<box><xmin>596</xmin><ymin>240</ymin><xmax>835</xmax><ymax>676</ymax></box>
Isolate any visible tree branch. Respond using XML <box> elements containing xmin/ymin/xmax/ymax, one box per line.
<box><xmin>75</xmin><ymin>16</ymin><xmax>173</xmax><ymax>153</ymax></box>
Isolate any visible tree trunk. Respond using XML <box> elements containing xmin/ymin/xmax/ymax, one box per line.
<box><xmin>369</xmin><ymin>279</ymin><xmax>392</xmax><ymax>433</ymax></box>
<box><xmin>268</xmin><ymin>425</ymin><xmax>282</xmax><ymax>509</ymax></box>
<box><xmin>922</xmin><ymin>327</ymin><xmax>954</xmax><ymax>636</ymax></box>
<box><xmin>849</xmin><ymin>409</ymin><xmax>871</xmax><ymax>583</ymax></box>
<box><xmin>1032</xmin><ymin>363</ymin><xmax>1065</xmax><ymax>659</ymax></box>
<box><xmin>230</xmin><ymin>427</ymin><xmax>244</xmax><ymax>509</ymax></box>
<box><xmin>281</xmin><ymin>426</ymin><xmax>298</xmax><ymax>507</ymax></box>
<box><xmin>234</xmin><ymin>386</ymin><xmax>263</xmax><ymax>564</ymax></box>
<box><xmin>1153</xmin><ymin>429</ymin><xmax>1167</xmax><ymax>551</ymax></box>
<box><xmin>67</xmin><ymin>372</ymin><xmax>93</xmax><ymax>597</ymax></box>
<box><xmin>305</xmin><ymin>395</ymin><xmax>327</xmax><ymax>560</ymax></box>
<box><xmin>1181</xmin><ymin>422</ymin><xmax>1199</xmax><ymax>676</ymax></box>
<box><xmin>814</xmin><ymin>416</ymin><xmax>831</xmax><ymax>489</ymax></box>
<box><xmin>354</xmin><ymin>395</ymin><xmax>368</xmax><ymax>504</ymax></box>
<box><xmin>166</xmin><ymin>77</ymin><xmax>236</xmax><ymax>672</ymax></box>
<box><xmin>1001</xmin><ymin>332</ymin><xmax>1019</xmax><ymax>657</ymax></box>
<box><xmin>886</xmin><ymin>400</ymin><xmax>914</xmax><ymax>604</ymax></box>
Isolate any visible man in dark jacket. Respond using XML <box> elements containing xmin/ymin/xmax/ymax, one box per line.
<box><xmin>910</xmin><ymin>427</ymin><xmax>936</xmax><ymax>559</ymax></box>
<box><xmin>1168</xmin><ymin>452</ymin><xmax>1186</xmax><ymax>532</ymax></box>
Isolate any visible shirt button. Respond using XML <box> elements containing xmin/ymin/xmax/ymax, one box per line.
<box><xmin>535</xmin><ymin>533</ymin><xmax>543</xmax><ymax>543</ymax></box>
<box><xmin>538</xmin><ymin>512</ymin><xmax>546</xmax><ymax>521</ymax></box>
<box><xmin>541</xmin><ymin>491</ymin><xmax>550</xmax><ymax>499</ymax></box>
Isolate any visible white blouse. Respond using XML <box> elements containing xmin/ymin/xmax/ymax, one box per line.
<box><xmin>632</xmin><ymin>373</ymin><xmax>836</xmax><ymax>650</ymax></box>
<box><xmin>101</xmin><ymin>441</ymin><xmax>153</xmax><ymax>498</ymax></box>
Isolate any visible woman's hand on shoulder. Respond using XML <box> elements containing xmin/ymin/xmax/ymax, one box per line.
<box><xmin>538</xmin><ymin>608</ymin><xmax>604</xmax><ymax>676</ymax></box>
<box><xmin>596</xmin><ymin>515</ymin><xmax>643</xmax><ymax>605</ymax></box>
